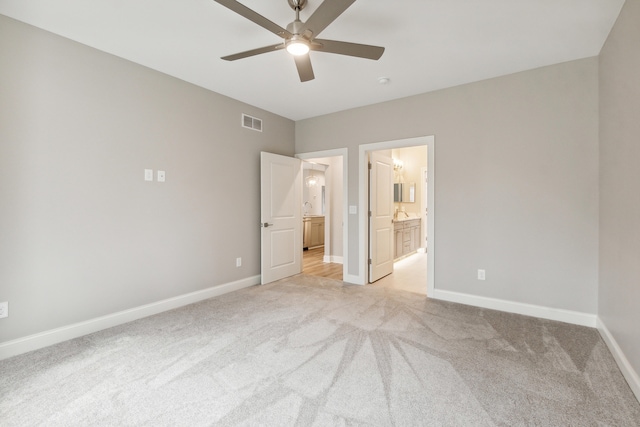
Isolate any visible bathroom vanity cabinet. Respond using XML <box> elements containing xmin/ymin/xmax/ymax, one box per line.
<box><xmin>394</xmin><ymin>218</ymin><xmax>421</xmax><ymax>259</ymax></box>
<box><xmin>303</xmin><ymin>216</ymin><xmax>324</xmax><ymax>249</ymax></box>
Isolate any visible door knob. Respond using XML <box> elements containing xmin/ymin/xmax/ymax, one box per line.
<box><xmin>261</xmin><ymin>222</ymin><xmax>274</xmax><ymax>228</ymax></box>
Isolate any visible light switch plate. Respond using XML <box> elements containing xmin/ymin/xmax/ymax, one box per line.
<box><xmin>349</xmin><ymin>205</ymin><xmax>357</xmax><ymax>214</ymax></box>
<box><xmin>144</xmin><ymin>169</ymin><xmax>153</xmax><ymax>181</ymax></box>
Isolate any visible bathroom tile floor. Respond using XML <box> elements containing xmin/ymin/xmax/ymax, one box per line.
<box><xmin>371</xmin><ymin>251</ymin><xmax>428</xmax><ymax>295</ymax></box>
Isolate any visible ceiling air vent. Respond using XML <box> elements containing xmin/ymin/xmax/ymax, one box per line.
<box><xmin>242</xmin><ymin>114</ymin><xmax>262</xmax><ymax>132</ymax></box>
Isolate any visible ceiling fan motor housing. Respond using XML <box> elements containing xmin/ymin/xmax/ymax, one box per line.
<box><xmin>286</xmin><ymin>19</ymin><xmax>305</xmax><ymax>35</ymax></box>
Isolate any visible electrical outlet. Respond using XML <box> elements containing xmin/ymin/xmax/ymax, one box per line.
<box><xmin>477</xmin><ymin>269</ymin><xmax>486</xmax><ymax>281</ymax></box>
<box><xmin>236</xmin><ymin>257</ymin><xmax>242</xmax><ymax>267</ymax></box>
<box><xmin>157</xmin><ymin>170</ymin><xmax>166</xmax><ymax>182</ymax></box>
<box><xmin>0</xmin><ymin>301</ymin><xmax>8</xmax><ymax>319</ymax></box>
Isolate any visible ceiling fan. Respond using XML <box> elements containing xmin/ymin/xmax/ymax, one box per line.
<box><xmin>214</xmin><ymin>0</ymin><xmax>385</xmax><ymax>82</ymax></box>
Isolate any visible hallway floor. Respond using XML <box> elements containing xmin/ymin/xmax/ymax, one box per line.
<box><xmin>302</xmin><ymin>247</ymin><xmax>343</xmax><ymax>281</ymax></box>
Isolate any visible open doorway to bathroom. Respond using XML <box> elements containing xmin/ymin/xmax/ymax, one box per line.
<box><xmin>369</xmin><ymin>145</ymin><xmax>428</xmax><ymax>294</ymax></box>
<box><xmin>359</xmin><ymin>136</ymin><xmax>434</xmax><ymax>296</ymax></box>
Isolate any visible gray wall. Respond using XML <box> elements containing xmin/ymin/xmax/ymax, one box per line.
<box><xmin>0</xmin><ymin>16</ymin><xmax>295</xmax><ymax>342</ymax></box>
<box><xmin>599</xmin><ymin>0</ymin><xmax>640</xmax><ymax>378</ymax></box>
<box><xmin>296</xmin><ymin>58</ymin><xmax>600</xmax><ymax>314</ymax></box>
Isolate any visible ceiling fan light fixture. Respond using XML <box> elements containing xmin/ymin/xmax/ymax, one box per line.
<box><xmin>286</xmin><ymin>37</ymin><xmax>310</xmax><ymax>56</ymax></box>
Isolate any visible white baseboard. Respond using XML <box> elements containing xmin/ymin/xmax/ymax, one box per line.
<box><xmin>323</xmin><ymin>255</ymin><xmax>344</xmax><ymax>264</ymax></box>
<box><xmin>431</xmin><ymin>289</ymin><xmax>597</xmax><ymax>327</ymax></box>
<box><xmin>0</xmin><ymin>275</ymin><xmax>260</xmax><ymax>361</ymax></box>
<box><xmin>343</xmin><ymin>273</ymin><xmax>364</xmax><ymax>285</ymax></box>
<box><xmin>597</xmin><ymin>317</ymin><xmax>640</xmax><ymax>402</ymax></box>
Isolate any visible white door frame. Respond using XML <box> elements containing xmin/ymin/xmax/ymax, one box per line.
<box><xmin>359</xmin><ymin>136</ymin><xmax>435</xmax><ymax>296</ymax></box>
<box><xmin>296</xmin><ymin>148</ymin><xmax>349</xmax><ymax>281</ymax></box>
<box><xmin>420</xmin><ymin>166</ymin><xmax>428</xmax><ymax>252</ymax></box>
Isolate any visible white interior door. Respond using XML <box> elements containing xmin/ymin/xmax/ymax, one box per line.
<box><xmin>369</xmin><ymin>152</ymin><xmax>394</xmax><ymax>282</ymax></box>
<box><xmin>261</xmin><ymin>152</ymin><xmax>302</xmax><ymax>285</ymax></box>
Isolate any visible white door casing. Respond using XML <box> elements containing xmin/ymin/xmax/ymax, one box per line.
<box><xmin>369</xmin><ymin>152</ymin><xmax>394</xmax><ymax>282</ymax></box>
<box><xmin>421</xmin><ymin>166</ymin><xmax>428</xmax><ymax>251</ymax></box>
<box><xmin>260</xmin><ymin>152</ymin><xmax>302</xmax><ymax>285</ymax></box>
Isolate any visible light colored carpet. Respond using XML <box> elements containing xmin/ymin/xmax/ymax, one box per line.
<box><xmin>1</xmin><ymin>274</ymin><xmax>639</xmax><ymax>426</ymax></box>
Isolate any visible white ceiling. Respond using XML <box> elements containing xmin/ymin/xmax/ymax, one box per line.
<box><xmin>0</xmin><ymin>0</ymin><xmax>625</xmax><ymax>120</ymax></box>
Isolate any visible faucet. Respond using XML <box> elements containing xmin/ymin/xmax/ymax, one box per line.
<box><xmin>395</xmin><ymin>206</ymin><xmax>408</xmax><ymax>219</ymax></box>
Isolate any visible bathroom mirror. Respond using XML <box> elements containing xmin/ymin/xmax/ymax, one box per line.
<box><xmin>407</xmin><ymin>182</ymin><xmax>416</xmax><ymax>203</ymax></box>
<box><xmin>394</xmin><ymin>182</ymin><xmax>416</xmax><ymax>203</ymax></box>
<box><xmin>394</xmin><ymin>183</ymin><xmax>403</xmax><ymax>202</ymax></box>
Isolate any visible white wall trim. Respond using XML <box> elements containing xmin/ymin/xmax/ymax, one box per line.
<box><xmin>0</xmin><ymin>275</ymin><xmax>260</xmax><ymax>361</ymax></box>
<box><xmin>324</xmin><ymin>255</ymin><xmax>343</xmax><ymax>264</ymax></box>
<box><xmin>597</xmin><ymin>317</ymin><xmax>640</xmax><ymax>402</ymax></box>
<box><xmin>344</xmin><ymin>273</ymin><xmax>365</xmax><ymax>285</ymax></box>
<box><xmin>432</xmin><ymin>289</ymin><xmax>597</xmax><ymax>327</ymax></box>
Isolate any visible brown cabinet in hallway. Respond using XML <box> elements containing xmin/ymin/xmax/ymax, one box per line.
<box><xmin>303</xmin><ymin>216</ymin><xmax>324</xmax><ymax>249</ymax></box>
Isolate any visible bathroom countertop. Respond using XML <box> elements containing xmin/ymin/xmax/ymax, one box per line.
<box><xmin>393</xmin><ymin>215</ymin><xmax>420</xmax><ymax>222</ymax></box>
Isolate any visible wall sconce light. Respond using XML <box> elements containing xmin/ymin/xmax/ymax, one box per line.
<box><xmin>393</xmin><ymin>158</ymin><xmax>404</xmax><ymax>171</ymax></box>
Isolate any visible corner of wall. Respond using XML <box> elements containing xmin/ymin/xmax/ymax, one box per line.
<box><xmin>597</xmin><ymin>317</ymin><xmax>640</xmax><ymax>402</ymax></box>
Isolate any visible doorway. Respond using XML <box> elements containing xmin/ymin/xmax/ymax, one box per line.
<box><xmin>359</xmin><ymin>136</ymin><xmax>435</xmax><ymax>296</ymax></box>
<box><xmin>368</xmin><ymin>145</ymin><xmax>428</xmax><ymax>293</ymax></box>
<box><xmin>297</xmin><ymin>150</ymin><xmax>348</xmax><ymax>281</ymax></box>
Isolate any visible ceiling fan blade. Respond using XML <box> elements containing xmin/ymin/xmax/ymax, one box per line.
<box><xmin>301</xmin><ymin>0</ymin><xmax>356</xmax><ymax>37</ymax></box>
<box><xmin>221</xmin><ymin>43</ymin><xmax>284</xmax><ymax>61</ymax></box>
<box><xmin>312</xmin><ymin>39</ymin><xmax>384</xmax><ymax>60</ymax></box>
<box><xmin>294</xmin><ymin>54</ymin><xmax>315</xmax><ymax>82</ymax></box>
<box><xmin>214</xmin><ymin>0</ymin><xmax>292</xmax><ymax>38</ymax></box>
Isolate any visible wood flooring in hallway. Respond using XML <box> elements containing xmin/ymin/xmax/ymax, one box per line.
<box><xmin>302</xmin><ymin>247</ymin><xmax>343</xmax><ymax>281</ymax></box>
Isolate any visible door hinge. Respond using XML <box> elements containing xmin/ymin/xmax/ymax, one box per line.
<box><xmin>368</xmin><ymin>162</ymin><xmax>372</xmax><ymax>170</ymax></box>
<box><xmin>369</xmin><ymin>211</ymin><xmax>372</xmax><ymax>217</ymax></box>
<box><xmin>368</xmin><ymin>258</ymin><xmax>372</xmax><ymax>265</ymax></box>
